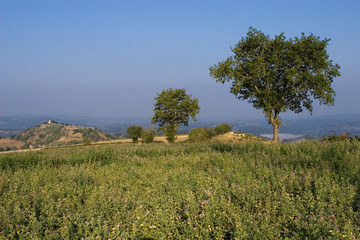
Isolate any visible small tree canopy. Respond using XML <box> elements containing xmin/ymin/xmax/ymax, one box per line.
<box><xmin>214</xmin><ymin>123</ymin><xmax>232</xmax><ymax>135</ymax></box>
<box><xmin>204</xmin><ymin>127</ymin><xmax>217</xmax><ymax>139</ymax></box>
<box><xmin>141</xmin><ymin>128</ymin><xmax>156</xmax><ymax>143</ymax></box>
<box><xmin>188</xmin><ymin>128</ymin><xmax>208</xmax><ymax>143</ymax></box>
<box><xmin>151</xmin><ymin>88</ymin><xmax>200</xmax><ymax>142</ymax></box>
<box><xmin>210</xmin><ymin>27</ymin><xmax>340</xmax><ymax>142</ymax></box>
<box><xmin>126</xmin><ymin>125</ymin><xmax>143</xmax><ymax>142</ymax></box>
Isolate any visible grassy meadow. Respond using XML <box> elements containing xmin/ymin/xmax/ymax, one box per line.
<box><xmin>0</xmin><ymin>141</ymin><xmax>360</xmax><ymax>239</ymax></box>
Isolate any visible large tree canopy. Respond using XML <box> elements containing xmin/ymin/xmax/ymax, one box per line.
<box><xmin>151</xmin><ymin>88</ymin><xmax>200</xmax><ymax>142</ymax></box>
<box><xmin>210</xmin><ymin>27</ymin><xmax>340</xmax><ymax>142</ymax></box>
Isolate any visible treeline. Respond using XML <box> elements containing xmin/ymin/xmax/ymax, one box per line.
<box><xmin>125</xmin><ymin>123</ymin><xmax>234</xmax><ymax>143</ymax></box>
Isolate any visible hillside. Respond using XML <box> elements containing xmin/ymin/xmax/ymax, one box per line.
<box><xmin>0</xmin><ymin>139</ymin><xmax>24</xmax><ymax>151</ymax></box>
<box><xmin>12</xmin><ymin>121</ymin><xmax>116</xmax><ymax>149</ymax></box>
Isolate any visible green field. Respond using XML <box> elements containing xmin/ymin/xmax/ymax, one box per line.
<box><xmin>1</xmin><ymin>141</ymin><xmax>359</xmax><ymax>239</ymax></box>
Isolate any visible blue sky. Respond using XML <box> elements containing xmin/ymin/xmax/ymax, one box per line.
<box><xmin>1</xmin><ymin>0</ymin><xmax>359</xmax><ymax>121</ymax></box>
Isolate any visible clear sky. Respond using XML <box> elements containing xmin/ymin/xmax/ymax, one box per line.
<box><xmin>1</xmin><ymin>0</ymin><xmax>359</xmax><ymax>121</ymax></box>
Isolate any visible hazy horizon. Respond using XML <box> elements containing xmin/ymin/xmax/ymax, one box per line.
<box><xmin>1</xmin><ymin>0</ymin><xmax>360</xmax><ymax>120</ymax></box>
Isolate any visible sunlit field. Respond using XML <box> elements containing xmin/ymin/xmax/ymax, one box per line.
<box><xmin>1</xmin><ymin>141</ymin><xmax>359</xmax><ymax>239</ymax></box>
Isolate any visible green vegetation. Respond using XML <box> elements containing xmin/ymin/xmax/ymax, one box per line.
<box><xmin>214</xmin><ymin>123</ymin><xmax>232</xmax><ymax>135</ymax></box>
<box><xmin>188</xmin><ymin>128</ymin><xmax>208</xmax><ymax>143</ymax></box>
<box><xmin>188</xmin><ymin>123</ymin><xmax>233</xmax><ymax>143</ymax></box>
<box><xmin>322</xmin><ymin>132</ymin><xmax>360</xmax><ymax>142</ymax></box>
<box><xmin>82</xmin><ymin>137</ymin><xmax>92</xmax><ymax>145</ymax></box>
<box><xmin>0</xmin><ymin>141</ymin><xmax>359</xmax><ymax>239</ymax></box>
<box><xmin>141</xmin><ymin>128</ymin><xmax>156</xmax><ymax>143</ymax></box>
<box><xmin>0</xmin><ymin>146</ymin><xmax>17</xmax><ymax>152</ymax></box>
<box><xmin>152</xmin><ymin>88</ymin><xmax>200</xmax><ymax>143</ymax></box>
<box><xmin>73</xmin><ymin>128</ymin><xmax>104</xmax><ymax>142</ymax></box>
<box><xmin>104</xmin><ymin>133</ymin><xmax>118</xmax><ymax>140</ymax></box>
<box><xmin>126</xmin><ymin>125</ymin><xmax>143</xmax><ymax>142</ymax></box>
<box><xmin>210</xmin><ymin>27</ymin><xmax>341</xmax><ymax>142</ymax></box>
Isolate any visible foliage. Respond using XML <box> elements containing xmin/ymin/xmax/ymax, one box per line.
<box><xmin>104</xmin><ymin>133</ymin><xmax>118</xmax><ymax>140</ymax></box>
<box><xmin>126</xmin><ymin>125</ymin><xmax>143</xmax><ymax>142</ymax></box>
<box><xmin>322</xmin><ymin>132</ymin><xmax>360</xmax><ymax>142</ymax></box>
<box><xmin>74</xmin><ymin>128</ymin><xmax>103</xmax><ymax>142</ymax></box>
<box><xmin>203</xmin><ymin>127</ymin><xmax>217</xmax><ymax>139</ymax></box>
<box><xmin>214</xmin><ymin>123</ymin><xmax>232</xmax><ymax>135</ymax></box>
<box><xmin>152</xmin><ymin>88</ymin><xmax>200</xmax><ymax>143</ymax></box>
<box><xmin>141</xmin><ymin>128</ymin><xmax>156</xmax><ymax>143</ymax></box>
<box><xmin>209</xmin><ymin>27</ymin><xmax>341</xmax><ymax>142</ymax></box>
<box><xmin>188</xmin><ymin>128</ymin><xmax>209</xmax><ymax>143</ymax></box>
<box><xmin>0</xmin><ymin>146</ymin><xmax>17</xmax><ymax>152</ymax></box>
<box><xmin>83</xmin><ymin>137</ymin><xmax>92</xmax><ymax>145</ymax></box>
<box><xmin>0</xmin><ymin>141</ymin><xmax>359</xmax><ymax>239</ymax></box>
<box><xmin>189</xmin><ymin>124</ymin><xmax>233</xmax><ymax>143</ymax></box>
<box><xmin>163</xmin><ymin>124</ymin><xmax>178</xmax><ymax>142</ymax></box>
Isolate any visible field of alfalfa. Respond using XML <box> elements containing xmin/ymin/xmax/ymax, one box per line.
<box><xmin>0</xmin><ymin>140</ymin><xmax>360</xmax><ymax>239</ymax></box>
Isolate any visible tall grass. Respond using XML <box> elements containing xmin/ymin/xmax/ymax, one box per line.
<box><xmin>0</xmin><ymin>141</ymin><xmax>359</xmax><ymax>239</ymax></box>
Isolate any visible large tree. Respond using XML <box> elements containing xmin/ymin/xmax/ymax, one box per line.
<box><xmin>209</xmin><ymin>27</ymin><xmax>340</xmax><ymax>142</ymax></box>
<box><xmin>151</xmin><ymin>88</ymin><xmax>200</xmax><ymax>142</ymax></box>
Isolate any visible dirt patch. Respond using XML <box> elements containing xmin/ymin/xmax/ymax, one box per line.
<box><xmin>210</xmin><ymin>132</ymin><xmax>265</xmax><ymax>143</ymax></box>
<box><xmin>151</xmin><ymin>135</ymin><xmax>188</xmax><ymax>143</ymax></box>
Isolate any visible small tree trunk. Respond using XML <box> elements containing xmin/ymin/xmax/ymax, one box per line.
<box><xmin>165</xmin><ymin>124</ymin><xmax>178</xmax><ymax>143</ymax></box>
<box><xmin>272</xmin><ymin>122</ymin><xmax>279</xmax><ymax>143</ymax></box>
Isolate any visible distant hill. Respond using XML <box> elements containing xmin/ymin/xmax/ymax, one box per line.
<box><xmin>11</xmin><ymin>121</ymin><xmax>116</xmax><ymax>149</ymax></box>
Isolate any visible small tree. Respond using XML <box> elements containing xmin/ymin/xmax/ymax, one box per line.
<box><xmin>151</xmin><ymin>88</ymin><xmax>200</xmax><ymax>143</ymax></box>
<box><xmin>203</xmin><ymin>127</ymin><xmax>217</xmax><ymax>139</ymax></box>
<box><xmin>188</xmin><ymin>128</ymin><xmax>208</xmax><ymax>143</ymax></box>
<box><xmin>126</xmin><ymin>125</ymin><xmax>143</xmax><ymax>142</ymax></box>
<box><xmin>141</xmin><ymin>128</ymin><xmax>156</xmax><ymax>143</ymax></box>
<box><xmin>210</xmin><ymin>27</ymin><xmax>340</xmax><ymax>142</ymax></box>
<box><xmin>214</xmin><ymin>123</ymin><xmax>232</xmax><ymax>135</ymax></box>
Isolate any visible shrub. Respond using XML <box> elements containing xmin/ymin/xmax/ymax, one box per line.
<box><xmin>322</xmin><ymin>133</ymin><xmax>359</xmax><ymax>142</ymax></box>
<box><xmin>126</xmin><ymin>125</ymin><xmax>143</xmax><ymax>142</ymax></box>
<box><xmin>214</xmin><ymin>123</ymin><xmax>232</xmax><ymax>135</ymax></box>
<box><xmin>38</xmin><ymin>133</ymin><xmax>46</xmax><ymax>139</ymax></box>
<box><xmin>83</xmin><ymin>138</ymin><xmax>92</xmax><ymax>145</ymax></box>
<box><xmin>141</xmin><ymin>128</ymin><xmax>156</xmax><ymax>143</ymax></box>
<box><xmin>204</xmin><ymin>127</ymin><xmax>217</xmax><ymax>139</ymax></box>
<box><xmin>188</xmin><ymin>128</ymin><xmax>208</xmax><ymax>143</ymax></box>
<box><xmin>188</xmin><ymin>125</ymin><xmax>232</xmax><ymax>143</ymax></box>
<box><xmin>104</xmin><ymin>133</ymin><xmax>117</xmax><ymax>140</ymax></box>
<box><xmin>75</xmin><ymin>128</ymin><xmax>103</xmax><ymax>142</ymax></box>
